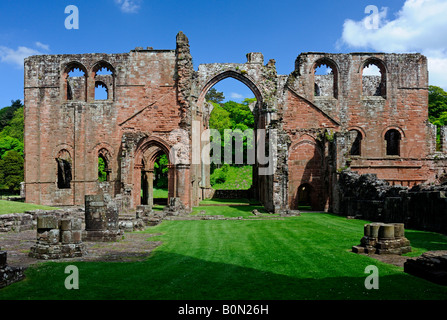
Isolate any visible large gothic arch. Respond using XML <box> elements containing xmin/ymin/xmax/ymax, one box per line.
<box><xmin>190</xmin><ymin>54</ymin><xmax>279</xmax><ymax>209</ymax></box>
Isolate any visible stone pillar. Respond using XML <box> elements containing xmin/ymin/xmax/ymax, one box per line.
<box><xmin>29</xmin><ymin>215</ymin><xmax>86</xmax><ymax>259</ymax></box>
<box><xmin>134</xmin><ymin>163</ymin><xmax>144</xmax><ymax>207</ymax></box>
<box><xmin>147</xmin><ymin>169</ymin><xmax>154</xmax><ymax>207</ymax></box>
<box><xmin>441</xmin><ymin>126</ymin><xmax>447</xmax><ymax>153</ymax></box>
<box><xmin>20</xmin><ymin>182</ymin><xmax>25</xmax><ymax>198</ymax></box>
<box><xmin>176</xmin><ymin>164</ymin><xmax>190</xmax><ymax>209</ymax></box>
<box><xmin>87</xmin><ymin>70</ymin><xmax>96</xmax><ymax>102</ymax></box>
<box><xmin>141</xmin><ymin>171</ymin><xmax>149</xmax><ymax>205</ymax></box>
<box><xmin>168</xmin><ymin>164</ymin><xmax>176</xmax><ymax>199</ymax></box>
<box><xmin>379</xmin><ymin>224</ymin><xmax>395</xmax><ymax>240</ymax></box>
<box><xmin>84</xmin><ymin>194</ymin><xmax>123</xmax><ymax>242</ymax></box>
<box><xmin>353</xmin><ymin>222</ymin><xmax>411</xmax><ymax>255</ymax></box>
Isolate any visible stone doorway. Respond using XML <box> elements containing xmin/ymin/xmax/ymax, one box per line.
<box><xmin>297</xmin><ymin>184</ymin><xmax>312</xmax><ymax>210</ymax></box>
<box><xmin>134</xmin><ymin>139</ymin><xmax>174</xmax><ymax>208</ymax></box>
<box><xmin>196</xmin><ymin>70</ymin><xmax>265</xmax><ymax>205</ymax></box>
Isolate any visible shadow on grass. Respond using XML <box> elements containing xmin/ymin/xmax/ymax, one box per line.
<box><xmin>405</xmin><ymin>229</ymin><xmax>447</xmax><ymax>256</ymax></box>
<box><xmin>192</xmin><ymin>205</ymin><xmax>272</xmax><ymax>218</ymax></box>
<box><xmin>200</xmin><ymin>198</ymin><xmax>261</xmax><ymax>205</ymax></box>
<box><xmin>1</xmin><ymin>250</ymin><xmax>447</xmax><ymax>300</ymax></box>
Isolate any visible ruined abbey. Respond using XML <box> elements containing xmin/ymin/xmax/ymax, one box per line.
<box><xmin>23</xmin><ymin>32</ymin><xmax>447</xmax><ymax>213</ymax></box>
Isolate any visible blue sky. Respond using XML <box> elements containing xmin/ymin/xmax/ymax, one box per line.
<box><xmin>0</xmin><ymin>0</ymin><xmax>446</xmax><ymax>108</ymax></box>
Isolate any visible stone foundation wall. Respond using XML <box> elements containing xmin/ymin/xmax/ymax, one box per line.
<box><xmin>0</xmin><ymin>249</ymin><xmax>25</xmax><ymax>289</ymax></box>
<box><xmin>207</xmin><ymin>189</ymin><xmax>253</xmax><ymax>199</ymax></box>
<box><xmin>338</xmin><ymin>170</ymin><xmax>447</xmax><ymax>234</ymax></box>
<box><xmin>0</xmin><ymin>213</ymin><xmax>34</xmax><ymax>233</ymax></box>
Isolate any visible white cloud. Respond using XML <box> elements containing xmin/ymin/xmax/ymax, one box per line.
<box><xmin>339</xmin><ymin>0</ymin><xmax>447</xmax><ymax>88</ymax></box>
<box><xmin>0</xmin><ymin>46</ymin><xmax>42</xmax><ymax>68</ymax></box>
<box><xmin>230</xmin><ymin>92</ymin><xmax>244</xmax><ymax>99</ymax></box>
<box><xmin>362</xmin><ymin>64</ymin><xmax>381</xmax><ymax>76</ymax></box>
<box><xmin>427</xmin><ymin>54</ymin><xmax>447</xmax><ymax>89</ymax></box>
<box><xmin>115</xmin><ymin>0</ymin><xmax>141</xmax><ymax>13</ymax></box>
<box><xmin>35</xmin><ymin>42</ymin><xmax>50</xmax><ymax>51</ymax></box>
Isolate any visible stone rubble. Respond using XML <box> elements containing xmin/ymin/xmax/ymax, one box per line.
<box><xmin>0</xmin><ymin>248</ymin><xmax>25</xmax><ymax>289</ymax></box>
<box><xmin>404</xmin><ymin>251</ymin><xmax>447</xmax><ymax>285</ymax></box>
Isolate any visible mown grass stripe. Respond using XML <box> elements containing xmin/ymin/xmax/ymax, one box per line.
<box><xmin>1</xmin><ymin>210</ymin><xmax>447</xmax><ymax>300</ymax></box>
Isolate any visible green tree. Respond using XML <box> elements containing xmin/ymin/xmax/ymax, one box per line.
<box><xmin>0</xmin><ymin>100</ymin><xmax>22</xmax><ymax>132</ymax></box>
<box><xmin>429</xmin><ymin>85</ymin><xmax>447</xmax><ymax>120</ymax></box>
<box><xmin>0</xmin><ymin>150</ymin><xmax>24</xmax><ymax>193</ymax></box>
<box><xmin>98</xmin><ymin>157</ymin><xmax>107</xmax><ymax>182</ymax></box>
<box><xmin>209</xmin><ymin>102</ymin><xmax>231</xmax><ymax>136</ymax></box>
<box><xmin>0</xmin><ymin>106</ymin><xmax>24</xmax><ymax>143</ymax></box>
<box><xmin>154</xmin><ymin>154</ymin><xmax>169</xmax><ymax>189</ymax></box>
<box><xmin>0</xmin><ymin>136</ymin><xmax>23</xmax><ymax>159</ymax></box>
<box><xmin>221</xmin><ymin>100</ymin><xmax>255</xmax><ymax>131</ymax></box>
<box><xmin>428</xmin><ymin>86</ymin><xmax>447</xmax><ymax>150</ymax></box>
<box><xmin>205</xmin><ymin>88</ymin><xmax>225</xmax><ymax>105</ymax></box>
<box><xmin>208</xmin><ymin>98</ymin><xmax>257</xmax><ymax>172</ymax></box>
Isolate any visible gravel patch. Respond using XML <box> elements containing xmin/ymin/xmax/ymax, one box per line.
<box><xmin>0</xmin><ymin>229</ymin><xmax>162</xmax><ymax>268</ymax></box>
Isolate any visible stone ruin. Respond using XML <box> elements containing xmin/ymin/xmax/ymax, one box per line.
<box><xmin>0</xmin><ymin>248</ymin><xmax>25</xmax><ymax>289</ymax></box>
<box><xmin>83</xmin><ymin>194</ymin><xmax>124</xmax><ymax>242</ymax></box>
<box><xmin>24</xmin><ymin>31</ymin><xmax>447</xmax><ymax>216</ymax></box>
<box><xmin>29</xmin><ymin>215</ymin><xmax>86</xmax><ymax>260</ymax></box>
<box><xmin>352</xmin><ymin>222</ymin><xmax>411</xmax><ymax>255</ymax></box>
<box><xmin>338</xmin><ymin>170</ymin><xmax>447</xmax><ymax>234</ymax></box>
<box><xmin>404</xmin><ymin>252</ymin><xmax>447</xmax><ymax>286</ymax></box>
<box><xmin>0</xmin><ymin>213</ymin><xmax>34</xmax><ymax>233</ymax></box>
<box><xmin>131</xmin><ymin>197</ymin><xmax>191</xmax><ymax>227</ymax></box>
<box><xmin>162</xmin><ymin>197</ymin><xmax>191</xmax><ymax>216</ymax></box>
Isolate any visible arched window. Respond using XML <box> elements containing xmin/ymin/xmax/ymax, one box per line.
<box><xmin>349</xmin><ymin>130</ymin><xmax>362</xmax><ymax>156</ymax></box>
<box><xmin>56</xmin><ymin>150</ymin><xmax>72</xmax><ymax>189</ymax></box>
<box><xmin>92</xmin><ymin>62</ymin><xmax>114</xmax><ymax>101</ymax></box>
<box><xmin>385</xmin><ymin>129</ymin><xmax>401</xmax><ymax>156</ymax></box>
<box><xmin>362</xmin><ymin>59</ymin><xmax>386</xmax><ymax>97</ymax></box>
<box><xmin>64</xmin><ymin>63</ymin><xmax>87</xmax><ymax>101</ymax></box>
<box><xmin>98</xmin><ymin>148</ymin><xmax>111</xmax><ymax>182</ymax></box>
<box><xmin>95</xmin><ymin>81</ymin><xmax>108</xmax><ymax>100</ymax></box>
<box><xmin>313</xmin><ymin>59</ymin><xmax>338</xmax><ymax>98</ymax></box>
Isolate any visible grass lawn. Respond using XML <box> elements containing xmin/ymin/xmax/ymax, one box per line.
<box><xmin>192</xmin><ymin>203</ymin><xmax>277</xmax><ymax>218</ymax></box>
<box><xmin>211</xmin><ymin>165</ymin><xmax>252</xmax><ymax>190</ymax></box>
<box><xmin>199</xmin><ymin>198</ymin><xmax>260</xmax><ymax>205</ymax></box>
<box><xmin>0</xmin><ymin>200</ymin><xmax>58</xmax><ymax>215</ymax></box>
<box><xmin>153</xmin><ymin>188</ymin><xmax>168</xmax><ymax>198</ymax></box>
<box><xmin>1</xmin><ymin>209</ymin><xmax>447</xmax><ymax>300</ymax></box>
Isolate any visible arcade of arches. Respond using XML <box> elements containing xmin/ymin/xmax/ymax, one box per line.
<box><xmin>23</xmin><ymin>32</ymin><xmax>447</xmax><ymax>213</ymax></box>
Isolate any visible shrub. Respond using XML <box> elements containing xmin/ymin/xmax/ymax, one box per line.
<box><xmin>210</xmin><ymin>167</ymin><xmax>227</xmax><ymax>185</ymax></box>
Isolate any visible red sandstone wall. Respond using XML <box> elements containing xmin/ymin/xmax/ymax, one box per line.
<box><xmin>284</xmin><ymin>53</ymin><xmax>434</xmax><ymax>210</ymax></box>
<box><xmin>24</xmin><ymin>46</ymin><xmax>438</xmax><ymax>213</ymax></box>
<box><xmin>24</xmin><ymin>50</ymin><xmax>182</xmax><ymax>207</ymax></box>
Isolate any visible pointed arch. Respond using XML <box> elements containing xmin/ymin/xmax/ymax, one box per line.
<box><xmin>197</xmin><ymin>70</ymin><xmax>263</xmax><ymax>111</ymax></box>
<box><xmin>361</xmin><ymin>57</ymin><xmax>387</xmax><ymax>97</ymax></box>
<box><xmin>62</xmin><ymin>61</ymin><xmax>88</xmax><ymax>101</ymax></box>
<box><xmin>311</xmin><ymin>57</ymin><xmax>339</xmax><ymax>98</ymax></box>
<box><xmin>90</xmin><ymin>60</ymin><xmax>115</xmax><ymax>101</ymax></box>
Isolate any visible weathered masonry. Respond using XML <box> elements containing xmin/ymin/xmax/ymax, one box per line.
<box><xmin>24</xmin><ymin>32</ymin><xmax>447</xmax><ymax>213</ymax></box>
